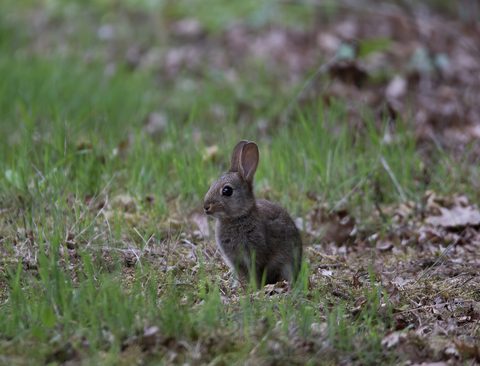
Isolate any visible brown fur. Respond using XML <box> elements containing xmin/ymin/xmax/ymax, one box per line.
<box><xmin>203</xmin><ymin>140</ymin><xmax>302</xmax><ymax>286</ymax></box>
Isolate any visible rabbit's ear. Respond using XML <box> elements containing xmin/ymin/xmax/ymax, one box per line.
<box><xmin>229</xmin><ymin>140</ymin><xmax>248</xmax><ymax>172</ymax></box>
<box><xmin>239</xmin><ymin>142</ymin><xmax>259</xmax><ymax>183</ymax></box>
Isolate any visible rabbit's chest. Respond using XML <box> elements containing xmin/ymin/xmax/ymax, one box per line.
<box><xmin>215</xmin><ymin>220</ymin><xmax>265</xmax><ymax>258</ymax></box>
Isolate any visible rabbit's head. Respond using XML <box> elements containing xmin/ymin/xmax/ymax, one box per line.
<box><xmin>203</xmin><ymin>140</ymin><xmax>259</xmax><ymax>219</ymax></box>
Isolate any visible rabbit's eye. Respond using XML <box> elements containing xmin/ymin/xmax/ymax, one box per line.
<box><xmin>222</xmin><ymin>186</ymin><xmax>233</xmax><ymax>196</ymax></box>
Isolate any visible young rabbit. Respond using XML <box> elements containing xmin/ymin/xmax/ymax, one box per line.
<box><xmin>203</xmin><ymin>140</ymin><xmax>302</xmax><ymax>286</ymax></box>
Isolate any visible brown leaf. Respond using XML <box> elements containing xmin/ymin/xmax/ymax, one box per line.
<box><xmin>425</xmin><ymin>205</ymin><xmax>480</xmax><ymax>228</ymax></box>
<box><xmin>386</xmin><ymin>75</ymin><xmax>407</xmax><ymax>100</ymax></box>
<box><xmin>124</xmin><ymin>251</ymin><xmax>137</xmax><ymax>267</ymax></box>
<box><xmin>452</xmin><ymin>339</ymin><xmax>480</xmax><ymax>362</ymax></box>
<box><xmin>376</xmin><ymin>238</ymin><xmax>394</xmax><ymax>252</ymax></box>
<box><xmin>264</xmin><ymin>280</ymin><xmax>290</xmax><ymax>295</ymax></box>
<box><xmin>393</xmin><ymin>314</ymin><xmax>410</xmax><ymax>331</ymax></box>
<box><xmin>351</xmin><ymin>275</ymin><xmax>362</xmax><ymax>289</ymax></box>
<box><xmin>466</xmin><ymin>306</ymin><xmax>480</xmax><ymax>320</ymax></box>
<box><xmin>113</xmin><ymin>139</ymin><xmax>130</xmax><ymax>159</ymax></box>
<box><xmin>351</xmin><ymin>299</ymin><xmax>367</xmax><ymax>316</ymax></box>
<box><xmin>328</xmin><ymin>60</ymin><xmax>368</xmax><ymax>88</ymax></box>
<box><xmin>141</xmin><ymin>325</ymin><xmax>160</xmax><ymax>350</ymax></box>
<box><xmin>381</xmin><ymin>331</ymin><xmax>400</xmax><ymax>348</ymax></box>
<box><xmin>297</xmin><ymin>207</ymin><xmax>355</xmax><ymax>244</ymax></box>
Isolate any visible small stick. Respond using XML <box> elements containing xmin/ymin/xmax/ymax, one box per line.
<box><xmin>332</xmin><ymin>290</ymin><xmax>353</xmax><ymax>301</ymax></box>
<box><xmin>319</xmin><ymin>263</ymin><xmax>344</xmax><ymax>269</ymax></box>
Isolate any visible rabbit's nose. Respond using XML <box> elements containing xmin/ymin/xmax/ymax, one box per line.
<box><xmin>203</xmin><ymin>203</ymin><xmax>212</xmax><ymax>213</ymax></box>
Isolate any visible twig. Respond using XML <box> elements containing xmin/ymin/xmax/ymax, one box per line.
<box><xmin>318</xmin><ymin>263</ymin><xmax>344</xmax><ymax>269</ymax></box>
<box><xmin>456</xmin><ymin>276</ymin><xmax>475</xmax><ymax>289</ymax></box>
<box><xmin>332</xmin><ymin>290</ymin><xmax>353</xmax><ymax>301</ymax></box>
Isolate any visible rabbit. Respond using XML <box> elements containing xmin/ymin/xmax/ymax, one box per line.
<box><xmin>203</xmin><ymin>140</ymin><xmax>302</xmax><ymax>286</ymax></box>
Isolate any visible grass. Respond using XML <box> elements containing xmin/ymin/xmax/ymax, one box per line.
<box><xmin>0</xmin><ymin>0</ymin><xmax>479</xmax><ymax>365</ymax></box>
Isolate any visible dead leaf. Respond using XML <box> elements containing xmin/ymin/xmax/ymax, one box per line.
<box><xmin>376</xmin><ymin>239</ymin><xmax>394</xmax><ymax>252</ymax></box>
<box><xmin>113</xmin><ymin>139</ymin><xmax>130</xmax><ymax>160</ymax></box>
<box><xmin>141</xmin><ymin>325</ymin><xmax>161</xmax><ymax>351</ymax></box>
<box><xmin>386</xmin><ymin>75</ymin><xmax>407</xmax><ymax>100</ymax></box>
<box><xmin>297</xmin><ymin>207</ymin><xmax>355</xmax><ymax>244</ymax></box>
<box><xmin>425</xmin><ymin>205</ymin><xmax>480</xmax><ymax>228</ymax></box>
<box><xmin>328</xmin><ymin>60</ymin><xmax>368</xmax><ymax>88</ymax></box>
<box><xmin>351</xmin><ymin>275</ymin><xmax>362</xmax><ymax>288</ymax></box>
<box><xmin>112</xmin><ymin>194</ymin><xmax>137</xmax><ymax>213</ymax></box>
<box><xmin>124</xmin><ymin>251</ymin><xmax>137</xmax><ymax>267</ymax></box>
<box><xmin>393</xmin><ymin>314</ymin><xmax>410</xmax><ymax>331</ymax></box>
<box><xmin>381</xmin><ymin>331</ymin><xmax>400</xmax><ymax>348</ymax></box>
<box><xmin>264</xmin><ymin>280</ymin><xmax>290</xmax><ymax>295</ymax></box>
<box><xmin>203</xmin><ymin>145</ymin><xmax>218</xmax><ymax>163</ymax></box>
<box><xmin>452</xmin><ymin>339</ymin><xmax>480</xmax><ymax>361</ymax></box>
<box><xmin>320</xmin><ymin>269</ymin><xmax>333</xmax><ymax>278</ymax></box>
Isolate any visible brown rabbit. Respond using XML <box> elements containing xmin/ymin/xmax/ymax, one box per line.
<box><xmin>203</xmin><ymin>140</ymin><xmax>302</xmax><ymax>286</ymax></box>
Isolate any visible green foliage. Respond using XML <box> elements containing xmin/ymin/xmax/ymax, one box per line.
<box><xmin>358</xmin><ymin>38</ymin><xmax>392</xmax><ymax>58</ymax></box>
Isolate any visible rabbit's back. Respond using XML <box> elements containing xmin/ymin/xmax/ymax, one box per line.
<box><xmin>257</xmin><ymin>199</ymin><xmax>302</xmax><ymax>278</ymax></box>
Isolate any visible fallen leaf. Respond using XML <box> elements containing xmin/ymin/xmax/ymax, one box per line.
<box><xmin>381</xmin><ymin>331</ymin><xmax>400</xmax><ymax>348</ymax></box>
<box><xmin>264</xmin><ymin>280</ymin><xmax>290</xmax><ymax>295</ymax></box>
<box><xmin>351</xmin><ymin>275</ymin><xmax>362</xmax><ymax>288</ymax></box>
<box><xmin>328</xmin><ymin>60</ymin><xmax>368</xmax><ymax>88</ymax></box>
<box><xmin>452</xmin><ymin>339</ymin><xmax>480</xmax><ymax>361</ymax></box>
<box><xmin>141</xmin><ymin>325</ymin><xmax>161</xmax><ymax>351</ymax></box>
<box><xmin>203</xmin><ymin>145</ymin><xmax>219</xmax><ymax>162</ymax></box>
<box><xmin>425</xmin><ymin>205</ymin><xmax>480</xmax><ymax>228</ymax></box>
<box><xmin>297</xmin><ymin>207</ymin><xmax>355</xmax><ymax>244</ymax></box>
<box><xmin>386</xmin><ymin>75</ymin><xmax>407</xmax><ymax>100</ymax></box>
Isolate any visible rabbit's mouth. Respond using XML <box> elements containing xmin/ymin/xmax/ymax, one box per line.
<box><xmin>203</xmin><ymin>203</ymin><xmax>218</xmax><ymax>217</ymax></box>
<box><xmin>204</xmin><ymin>209</ymin><xmax>221</xmax><ymax>219</ymax></box>
<box><xmin>204</xmin><ymin>207</ymin><xmax>225</xmax><ymax>219</ymax></box>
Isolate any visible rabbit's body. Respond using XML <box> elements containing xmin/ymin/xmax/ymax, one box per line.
<box><xmin>204</xmin><ymin>141</ymin><xmax>302</xmax><ymax>286</ymax></box>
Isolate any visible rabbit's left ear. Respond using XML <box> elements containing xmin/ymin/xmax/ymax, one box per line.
<box><xmin>239</xmin><ymin>142</ymin><xmax>259</xmax><ymax>183</ymax></box>
<box><xmin>229</xmin><ymin>140</ymin><xmax>248</xmax><ymax>172</ymax></box>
